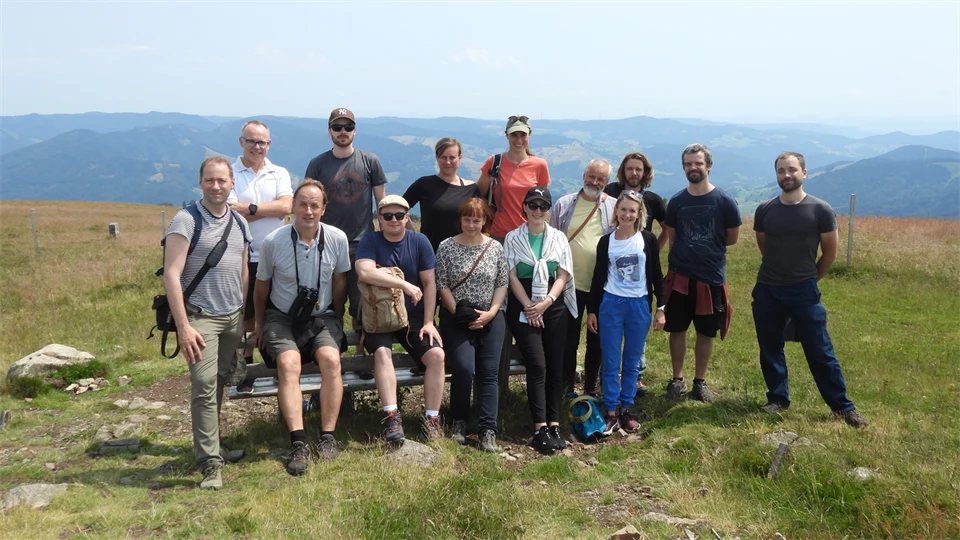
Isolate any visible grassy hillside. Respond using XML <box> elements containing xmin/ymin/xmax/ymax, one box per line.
<box><xmin>0</xmin><ymin>201</ymin><xmax>958</xmax><ymax>539</ymax></box>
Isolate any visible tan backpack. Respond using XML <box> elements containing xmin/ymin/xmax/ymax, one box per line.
<box><xmin>358</xmin><ymin>266</ymin><xmax>409</xmax><ymax>333</ymax></box>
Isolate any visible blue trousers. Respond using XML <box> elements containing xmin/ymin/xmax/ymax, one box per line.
<box><xmin>751</xmin><ymin>279</ymin><xmax>854</xmax><ymax>412</ymax></box>
<box><xmin>599</xmin><ymin>293</ymin><xmax>652</xmax><ymax>412</ymax></box>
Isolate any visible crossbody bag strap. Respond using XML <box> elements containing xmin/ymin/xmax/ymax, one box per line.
<box><xmin>566</xmin><ymin>198</ymin><xmax>601</xmax><ymax>243</ymax></box>
<box><xmin>182</xmin><ymin>210</ymin><xmax>234</xmax><ymax>301</ymax></box>
<box><xmin>450</xmin><ymin>239</ymin><xmax>493</xmax><ymax>292</ymax></box>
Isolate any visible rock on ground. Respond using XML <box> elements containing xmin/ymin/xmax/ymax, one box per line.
<box><xmin>98</xmin><ymin>438</ymin><xmax>141</xmax><ymax>454</ymax></box>
<box><xmin>7</xmin><ymin>345</ymin><xmax>94</xmax><ymax>380</ymax></box>
<box><xmin>640</xmin><ymin>511</ymin><xmax>701</xmax><ymax>527</ymax></box>
<box><xmin>0</xmin><ymin>483</ymin><xmax>69</xmax><ymax>512</ymax></box>
<box><xmin>847</xmin><ymin>466</ymin><xmax>878</xmax><ymax>480</ymax></box>
<box><xmin>386</xmin><ymin>439</ymin><xmax>440</xmax><ymax>467</ymax></box>
<box><xmin>608</xmin><ymin>524</ymin><xmax>642</xmax><ymax>540</ymax></box>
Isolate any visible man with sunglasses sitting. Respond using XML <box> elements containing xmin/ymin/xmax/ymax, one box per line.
<box><xmin>304</xmin><ymin>108</ymin><xmax>388</xmax><ymax>330</ymax></box>
<box><xmin>355</xmin><ymin>195</ymin><xmax>446</xmax><ymax>444</ymax></box>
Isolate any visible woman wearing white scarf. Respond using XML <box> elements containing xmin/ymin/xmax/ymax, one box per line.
<box><xmin>504</xmin><ymin>186</ymin><xmax>577</xmax><ymax>455</ymax></box>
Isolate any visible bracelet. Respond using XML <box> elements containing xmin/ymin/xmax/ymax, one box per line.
<box><xmin>546</xmin><ymin>293</ymin><xmax>558</xmax><ymax>303</ymax></box>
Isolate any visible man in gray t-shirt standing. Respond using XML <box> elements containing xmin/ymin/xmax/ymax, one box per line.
<box><xmin>304</xmin><ymin>108</ymin><xmax>387</xmax><ymax>327</ymax></box>
<box><xmin>752</xmin><ymin>151</ymin><xmax>868</xmax><ymax>428</ymax></box>
<box><xmin>163</xmin><ymin>156</ymin><xmax>252</xmax><ymax>490</ymax></box>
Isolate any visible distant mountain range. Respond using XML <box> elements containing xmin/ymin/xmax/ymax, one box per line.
<box><xmin>1</xmin><ymin>112</ymin><xmax>958</xmax><ymax>218</ymax></box>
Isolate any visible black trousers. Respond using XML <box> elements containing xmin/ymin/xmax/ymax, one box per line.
<box><xmin>563</xmin><ymin>289</ymin><xmax>602</xmax><ymax>394</ymax></box>
<box><xmin>507</xmin><ymin>278</ymin><xmax>569</xmax><ymax>424</ymax></box>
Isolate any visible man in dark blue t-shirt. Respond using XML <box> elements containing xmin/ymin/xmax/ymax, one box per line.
<box><xmin>355</xmin><ymin>195</ymin><xmax>445</xmax><ymax>445</ymax></box>
<box><xmin>662</xmin><ymin>144</ymin><xmax>742</xmax><ymax>403</ymax></box>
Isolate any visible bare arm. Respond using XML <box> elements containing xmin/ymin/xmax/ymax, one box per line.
<box><xmin>663</xmin><ymin>224</ymin><xmax>676</xmax><ymax>250</ymax></box>
<box><xmin>508</xmin><ymin>268</ymin><xmax>532</xmax><ymax>307</ymax></box>
<box><xmin>230</xmin><ymin>196</ymin><xmax>293</xmax><ymax>222</ymax></box>
<box><xmin>755</xmin><ymin>231</ymin><xmax>765</xmax><ymax>256</ymax></box>
<box><xmin>373</xmin><ymin>184</ymin><xmax>386</xmax><ymax>207</ymax></box>
<box><xmin>817</xmin><ymin>230</ymin><xmax>839</xmax><ymax>280</ymax></box>
<box><xmin>656</xmin><ymin>222</ymin><xmax>668</xmax><ymax>252</ymax></box>
<box><xmin>439</xmin><ymin>288</ymin><xmax>457</xmax><ymax>314</ymax></box>
<box><xmin>162</xmin><ymin>234</ymin><xmax>205</xmax><ymax>364</ymax></box>
<box><xmin>332</xmin><ymin>272</ymin><xmax>347</xmax><ymax>318</ymax></box>
<box><xmin>240</xmin><ymin>248</ymin><xmax>249</xmax><ymax>313</ymax></box>
<box><xmin>418</xmin><ymin>268</ymin><xmax>442</xmax><ymax>346</ymax></box>
<box><xmin>726</xmin><ymin>226</ymin><xmax>740</xmax><ymax>246</ymax></box>
<box><xmin>477</xmin><ymin>171</ymin><xmax>491</xmax><ymax>197</ymax></box>
<box><xmin>253</xmin><ymin>278</ymin><xmax>270</xmax><ymax>348</ymax></box>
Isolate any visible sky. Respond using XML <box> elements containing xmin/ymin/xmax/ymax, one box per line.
<box><xmin>2</xmin><ymin>1</ymin><xmax>959</xmax><ymax>134</ymax></box>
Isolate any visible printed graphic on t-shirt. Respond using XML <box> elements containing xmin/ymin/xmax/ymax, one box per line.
<box><xmin>327</xmin><ymin>170</ymin><xmax>367</xmax><ymax>204</ymax></box>
<box><xmin>679</xmin><ymin>205</ymin><xmax>717</xmax><ymax>249</ymax></box>
<box><xmin>614</xmin><ymin>254</ymin><xmax>641</xmax><ymax>285</ymax></box>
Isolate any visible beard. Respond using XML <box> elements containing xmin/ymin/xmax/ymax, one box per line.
<box><xmin>331</xmin><ymin>134</ymin><xmax>353</xmax><ymax>148</ymax></box>
<box><xmin>624</xmin><ymin>176</ymin><xmax>643</xmax><ymax>189</ymax></box>
<box><xmin>686</xmin><ymin>171</ymin><xmax>704</xmax><ymax>184</ymax></box>
<box><xmin>582</xmin><ymin>185</ymin><xmax>602</xmax><ymax>199</ymax></box>
<box><xmin>778</xmin><ymin>178</ymin><xmax>803</xmax><ymax>193</ymax></box>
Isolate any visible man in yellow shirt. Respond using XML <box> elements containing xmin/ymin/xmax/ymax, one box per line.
<box><xmin>549</xmin><ymin>160</ymin><xmax>617</xmax><ymax>395</ymax></box>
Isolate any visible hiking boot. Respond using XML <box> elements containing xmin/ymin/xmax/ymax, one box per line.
<box><xmin>219</xmin><ymin>446</ymin><xmax>245</xmax><ymax>464</ymax></box>
<box><xmin>235</xmin><ymin>377</ymin><xmax>255</xmax><ymax>395</ymax></box>
<box><xmin>382</xmin><ymin>410</ymin><xmax>405</xmax><ymax>445</ymax></box>
<box><xmin>760</xmin><ymin>402</ymin><xmax>789</xmax><ymax>415</ymax></box>
<box><xmin>450</xmin><ymin>419</ymin><xmax>467</xmax><ymax>445</ymax></box>
<box><xmin>422</xmin><ymin>415</ymin><xmax>443</xmax><ymax>442</ymax></box>
<box><xmin>618</xmin><ymin>409</ymin><xmax>640</xmax><ymax>432</ymax></box>
<box><xmin>548</xmin><ymin>425</ymin><xmax>567</xmax><ymax>451</ymax></box>
<box><xmin>690</xmin><ymin>381</ymin><xmax>716</xmax><ymax>403</ymax></box>
<box><xmin>637</xmin><ymin>379</ymin><xmax>649</xmax><ymax>396</ymax></box>
<box><xmin>665</xmin><ymin>378</ymin><xmax>688</xmax><ymax>400</ymax></box>
<box><xmin>285</xmin><ymin>441</ymin><xmax>310</xmax><ymax>476</ymax></box>
<box><xmin>530</xmin><ymin>426</ymin><xmax>555</xmax><ymax>455</ymax></box>
<box><xmin>317</xmin><ymin>434</ymin><xmax>339</xmax><ymax>460</ymax></box>
<box><xmin>199</xmin><ymin>462</ymin><xmax>222</xmax><ymax>491</ymax></box>
<box><xmin>479</xmin><ymin>429</ymin><xmax>500</xmax><ymax>453</ymax></box>
<box><xmin>602</xmin><ymin>414</ymin><xmax>620</xmax><ymax>436</ymax></box>
<box><xmin>835</xmin><ymin>408</ymin><xmax>870</xmax><ymax>428</ymax></box>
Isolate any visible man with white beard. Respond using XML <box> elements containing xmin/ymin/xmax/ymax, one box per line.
<box><xmin>549</xmin><ymin>159</ymin><xmax>617</xmax><ymax>396</ymax></box>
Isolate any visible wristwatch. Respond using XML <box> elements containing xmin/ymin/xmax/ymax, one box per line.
<box><xmin>248</xmin><ymin>204</ymin><xmax>258</xmax><ymax>216</ymax></box>
<box><xmin>546</xmin><ymin>293</ymin><xmax>558</xmax><ymax>303</ymax></box>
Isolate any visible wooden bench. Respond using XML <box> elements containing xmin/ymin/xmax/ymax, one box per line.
<box><xmin>227</xmin><ymin>330</ymin><xmax>526</xmax><ymax>399</ymax></box>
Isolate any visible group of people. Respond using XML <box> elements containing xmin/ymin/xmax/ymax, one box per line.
<box><xmin>162</xmin><ymin>110</ymin><xmax>869</xmax><ymax>491</ymax></box>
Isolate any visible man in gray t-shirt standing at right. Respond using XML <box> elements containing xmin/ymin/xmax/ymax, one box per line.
<box><xmin>304</xmin><ymin>107</ymin><xmax>387</xmax><ymax>328</ymax></box>
<box><xmin>752</xmin><ymin>151</ymin><xmax>868</xmax><ymax>428</ymax></box>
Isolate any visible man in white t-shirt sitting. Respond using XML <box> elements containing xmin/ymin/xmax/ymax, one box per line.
<box><xmin>227</xmin><ymin>120</ymin><xmax>294</xmax><ymax>393</ymax></box>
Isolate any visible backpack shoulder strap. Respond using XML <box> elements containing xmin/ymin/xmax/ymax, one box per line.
<box><xmin>185</xmin><ymin>203</ymin><xmax>204</xmax><ymax>257</ymax></box>
<box><xmin>490</xmin><ymin>153</ymin><xmax>502</xmax><ymax>180</ymax></box>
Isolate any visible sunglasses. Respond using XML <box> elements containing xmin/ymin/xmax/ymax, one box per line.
<box><xmin>526</xmin><ymin>202</ymin><xmax>551</xmax><ymax>211</ymax></box>
<box><xmin>330</xmin><ymin>124</ymin><xmax>356</xmax><ymax>132</ymax></box>
<box><xmin>380</xmin><ymin>211</ymin><xmax>407</xmax><ymax>221</ymax></box>
<box><xmin>242</xmin><ymin>138</ymin><xmax>270</xmax><ymax>148</ymax></box>
<box><xmin>620</xmin><ymin>190</ymin><xmax>644</xmax><ymax>201</ymax></box>
<box><xmin>508</xmin><ymin>115</ymin><xmax>529</xmax><ymax>123</ymax></box>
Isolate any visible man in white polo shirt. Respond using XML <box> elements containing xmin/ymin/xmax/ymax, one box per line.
<box><xmin>228</xmin><ymin>120</ymin><xmax>294</xmax><ymax>393</ymax></box>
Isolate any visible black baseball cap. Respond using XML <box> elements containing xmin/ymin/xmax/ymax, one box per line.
<box><xmin>524</xmin><ymin>186</ymin><xmax>552</xmax><ymax>206</ymax></box>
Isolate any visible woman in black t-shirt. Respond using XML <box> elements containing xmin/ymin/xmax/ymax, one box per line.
<box><xmin>403</xmin><ymin>138</ymin><xmax>481</xmax><ymax>252</ymax></box>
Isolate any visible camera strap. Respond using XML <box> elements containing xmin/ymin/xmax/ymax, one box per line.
<box><xmin>289</xmin><ymin>225</ymin><xmax>326</xmax><ymax>309</ymax></box>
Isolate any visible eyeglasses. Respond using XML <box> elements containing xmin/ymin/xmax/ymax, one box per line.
<box><xmin>330</xmin><ymin>124</ymin><xmax>356</xmax><ymax>132</ymax></box>
<box><xmin>526</xmin><ymin>202</ymin><xmax>551</xmax><ymax>211</ymax></box>
<box><xmin>242</xmin><ymin>138</ymin><xmax>270</xmax><ymax>148</ymax></box>
<box><xmin>508</xmin><ymin>115</ymin><xmax>529</xmax><ymax>123</ymax></box>
<box><xmin>380</xmin><ymin>211</ymin><xmax>407</xmax><ymax>221</ymax></box>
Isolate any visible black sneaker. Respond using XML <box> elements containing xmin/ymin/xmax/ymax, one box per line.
<box><xmin>235</xmin><ymin>377</ymin><xmax>255</xmax><ymax>395</ymax></box>
<box><xmin>382</xmin><ymin>410</ymin><xmax>405</xmax><ymax>445</ymax></box>
<box><xmin>285</xmin><ymin>441</ymin><xmax>310</xmax><ymax>476</ymax></box>
<box><xmin>450</xmin><ymin>419</ymin><xmax>467</xmax><ymax>445</ymax></box>
<box><xmin>317</xmin><ymin>434</ymin><xmax>339</xmax><ymax>460</ymax></box>
<box><xmin>530</xmin><ymin>426</ymin><xmax>555</xmax><ymax>455</ymax></box>
<box><xmin>665</xmin><ymin>378</ymin><xmax>688</xmax><ymax>400</ymax></box>
<box><xmin>548</xmin><ymin>425</ymin><xmax>567</xmax><ymax>450</ymax></box>
<box><xmin>479</xmin><ymin>429</ymin><xmax>499</xmax><ymax>453</ymax></box>
<box><xmin>690</xmin><ymin>381</ymin><xmax>716</xmax><ymax>403</ymax></box>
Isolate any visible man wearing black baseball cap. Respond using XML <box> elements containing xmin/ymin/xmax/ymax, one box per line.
<box><xmin>304</xmin><ymin>108</ymin><xmax>388</xmax><ymax>329</ymax></box>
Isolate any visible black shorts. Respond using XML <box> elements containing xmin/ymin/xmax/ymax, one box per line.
<box><xmin>663</xmin><ymin>281</ymin><xmax>725</xmax><ymax>338</ymax></box>
<box><xmin>244</xmin><ymin>261</ymin><xmax>258</xmax><ymax>321</ymax></box>
<box><xmin>362</xmin><ymin>318</ymin><xmax>441</xmax><ymax>370</ymax></box>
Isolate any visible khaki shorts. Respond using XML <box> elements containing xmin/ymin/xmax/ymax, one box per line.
<box><xmin>263</xmin><ymin>309</ymin><xmax>344</xmax><ymax>364</ymax></box>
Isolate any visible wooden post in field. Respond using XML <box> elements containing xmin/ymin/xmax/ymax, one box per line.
<box><xmin>161</xmin><ymin>211</ymin><xmax>166</xmax><ymax>237</ymax></box>
<box><xmin>30</xmin><ymin>209</ymin><xmax>40</xmax><ymax>255</ymax></box>
<box><xmin>846</xmin><ymin>194</ymin><xmax>856</xmax><ymax>267</ymax></box>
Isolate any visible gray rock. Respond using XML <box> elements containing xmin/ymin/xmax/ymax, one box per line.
<box><xmin>684</xmin><ymin>528</ymin><xmax>697</xmax><ymax>540</ymax></box>
<box><xmin>640</xmin><ymin>511</ymin><xmax>701</xmax><ymax>526</ymax></box>
<box><xmin>113</xmin><ymin>399</ymin><xmax>130</xmax><ymax>409</ymax></box>
<box><xmin>0</xmin><ymin>410</ymin><xmax>10</xmax><ymax>430</ymax></box>
<box><xmin>775</xmin><ymin>534</ymin><xmax>787</xmax><ymax>540</ymax></box>
<box><xmin>64</xmin><ymin>384</ymin><xmax>79</xmax><ymax>392</ymax></box>
<box><xmin>111</xmin><ymin>422</ymin><xmax>138</xmax><ymax>438</ymax></box>
<box><xmin>125</xmin><ymin>414</ymin><xmax>149</xmax><ymax>424</ymax></box>
<box><xmin>97</xmin><ymin>379</ymin><xmax>110</xmax><ymax>387</ymax></box>
<box><xmin>119</xmin><ymin>476</ymin><xmax>135</xmax><ymax>485</ymax></box>
<box><xmin>847</xmin><ymin>466</ymin><xmax>878</xmax><ymax>480</ymax></box>
<box><xmin>128</xmin><ymin>397</ymin><xmax>149</xmax><ymax>410</ymax></box>
<box><xmin>77</xmin><ymin>378</ymin><xmax>95</xmax><ymax>386</ymax></box>
<box><xmin>144</xmin><ymin>401</ymin><xmax>166</xmax><ymax>410</ymax></box>
<box><xmin>761</xmin><ymin>431</ymin><xmax>799</xmax><ymax>447</ymax></box>
<box><xmin>156</xmin><ymin>415</ymin><xmax>172</xmax><ymax>421</ymax></box>
<box><xmin>75</xmin><ymin>386</ymin><xmax>88</xmax><ymax>395</ymax></box>
<box><xmin>0</xmin><ymin>483</ymin><xmax>69</xmax><ymax>512</ymax></box>
<box><xmin>386</xmin><ymin>439</ymin><xmax>440</xmax><ymax>467</ymax></box>
<box><xmin>608</xmin><ymin>525</ymin><xmax>642</xmax><ymax>540</ymax></box>
<box><xmin>498</xmin><ymin>452</ymin><xmax>517</xmax><ymax>461</ymax></box>
<box><xmin>117</xmin><ymin>376</ymin><xmax>132</xmax><ymax>387</ymax></box>
<box><xmin>93</xmin><ymin>425</ymin><xmax>113</xmax><ymax>442</ymax></box>
<box><xmin>99</xmin><ymin>438</ymin><xmax>141</xmax><ymax>453</ymax></box>
<box><xmin>586</xmin><ymin>457</ymin><xmax>600</xmax><ymax>466</ymax></box>
<box><xmin>7</xmin><ymin>345</ymin><xmax>94</xmax><ymax>380</ymax></box>
<box><xmin>44</xmin><ymin>463</ymin><xmax>56</xmax><ymax>471</ymax></box>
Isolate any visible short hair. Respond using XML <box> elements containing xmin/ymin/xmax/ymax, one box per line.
<box><xmin>457</xmin><ymin>197</ymin><xmax>491</xmax><ymax>235</ymax></box>
<box><xmin>434</xmin><ymin>137</ymin><xmax>462</xmax><ymax>159</ymax></box>
<box><xmin>682</xmin><ymin>143</ymin><xmax>713</xmax><ymax>167</ymax></box>
<box><xmin>241</xmin><ymin>120</ymin><xmax>269</xmax><ymax>136</ymax></box>
<box><xmin>198</xmin><ymin>156</ymin><xmax>234</xmax><ymax>181</ymax></box>
<box><xmin>615</xmin><ymin>152</ymin><xmax>655</xmax><ymax>190</ymax></box>
<box><xmin>294</xmin><ymin>179</ymin><xmax>327</xmax><ymax>206</ymax></box>
<box><xmin>611</xmin><ymin>190</ymin><xmax>647</xmax><ymax>233</ymax></box>
<box><xmin>584</xmin><ymin>159</ymin><xmax>611</xmax><ymax>180</ymax></box>
<box><xmin>775</xmin><ymin>151</ymin><xmax>806</xmax><ymax>171</ymax></box>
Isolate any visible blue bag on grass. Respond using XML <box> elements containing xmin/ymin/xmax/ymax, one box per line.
<box><xmin>568</xmin><ymin>394</ymin><xmax>607</xmax><ymax>442</ymax></box>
